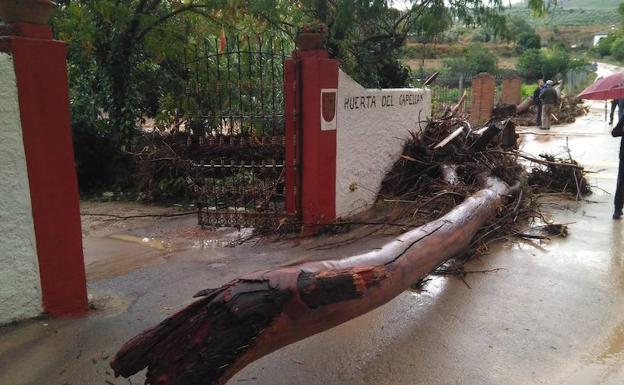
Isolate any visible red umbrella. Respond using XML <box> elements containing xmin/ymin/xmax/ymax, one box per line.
<box><xmin>577</xmin><ymin>72</ymin><xmax>624</xmax><ymax>100</ymax></box>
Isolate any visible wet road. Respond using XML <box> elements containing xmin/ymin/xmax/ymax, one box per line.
<box><xmin>2</xmin><ymin>110</ymin><xmax>624</xmax><ymax>385</ymax></box>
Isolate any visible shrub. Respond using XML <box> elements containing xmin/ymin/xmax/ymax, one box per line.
<box><xmin>443</xmin><ymin>43</ymin><xmax>497</xmax><ymax>75</ymax></box>
<box><xmin>541</xmin><ymin>47</ymin><xmax>571</xmax><ymax>79</ymax></box>
<box><xmin>611</xmin><ymin>38</ymin><xmax>624</xmax><ymax>61</ymax></box>
<box><xmin>516</xmin><ymin>49</ymin><xmax>544</xmax><ymax>80</ymax></box>
<box><xmin>516</xmin><ymin>32</ymin><xmax>541</xmax><ymax>52</ymax></box>
<box><xmin>516</xmin><ymin>47</ymin><xmax>589</xmax><ymax>81</ymax></box>
<box><xmin>471</xmin><ymin>28</ymin><xmax>491</xmax><ymax>43</ymax></box>
<box><xmin>597</xmin><ymin>35</ymin><xmax>616</xmax><ymax>57</ymax></box>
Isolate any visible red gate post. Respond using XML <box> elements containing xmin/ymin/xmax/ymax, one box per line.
<box><xmin>470</xmin><ymin>72</ymin><xmax>496</xmax><ymax>126</ymax></box>
<box><xmin>291</xmin><ymin>47</ymin><xmax>339</xmax><ymax>232</ymax></box>
<box><xmin>283</xmin><ymin>59</ymin><xmax>297</xmax><ymax>214</ymax></box>
<box><xmin>0</xmin><ymin>22</ymin><xmax>88</xmax><ymax>318</ymax></box>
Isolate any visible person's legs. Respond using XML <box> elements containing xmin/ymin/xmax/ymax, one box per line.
<box><xmin>615</xmin><ymin>157</ymin><xmax>624</xmax><ymax>219</ymax></box>
<box><xmin>536</xmin><ymin>104</ymin><xmax>542</xmax><ymax>127</ymax></box>
<box><xmin>541</xmin><ymin>104</ymin><xmax>551</xmax><ymax>130</ymax></box>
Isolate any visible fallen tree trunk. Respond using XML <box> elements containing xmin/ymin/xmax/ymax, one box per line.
<box><xmin>516</xmin><ymin>95</ymin><xmax>534</xmax><ymax>114</ymax></box>
<box><xmin>111</xmin><ymin>177</ymin><xmax>518</xmax><ymax>385</ymax></box>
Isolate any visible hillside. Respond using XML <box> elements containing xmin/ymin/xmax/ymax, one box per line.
<box><xmin>506</xmin><ymin>7</ymin><xmax>620</xmax><ymax>28</ymax></box>
<box><xmin>513</xmin><ymin>0</ymin><xmax>620</xmax><ymax>9</ymax></box>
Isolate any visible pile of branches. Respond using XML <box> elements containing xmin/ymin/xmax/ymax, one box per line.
<box><xmin>134</xmin><ymin>136</ymin><xmax>195</xmax><ymax>203</ymax></box>
<box><xmin>512</xmin><ymin>96</ymin><xmax>588</xmax><ymax>126</ymax></box>
<box><xmin>376</xmin><ymin>112</ymin><xmax>590</xmax><ymax>261</ymax></box>
<box><xmin>527</xmin><ymin>153</ymin><xmax>591</xmax><ymax>198</ymax></box>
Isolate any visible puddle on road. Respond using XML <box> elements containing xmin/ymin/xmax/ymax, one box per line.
<box><xmin>85</xmin><ymin>227</ymin><xmax>256</xmax><ymax>281</ymax></box>
<box><xmin>88</xmin><ymin>291</ymin><xmax>132</xmax><ymax>318</ymax></box>
<box><xmin>566</xmin><ymin>320</ymin><xmax>624</xmax><ymax>385</ymax></box>
<box><xmin>407</xmin><ymin>275</ymin><xmax>448</xmax><ymax>299</ymax></box>
<box><xmin>595</xmin><ymin>322</ymin><xmax>624</xmax><ymax>363</ymax></box>
<box><xmin>192</xmin><ymin>239</ymin><xmax>232</xmax><ymax>249</ymax></box>
<box><xmin>109</xmin><ymin>234</ymin><xmax>169</xmax><ymax>250</ymax></box>
<box><xmin>108</xmin><ymin>227</ymin><xmax>254</xmax><ymax>252</ymax></box>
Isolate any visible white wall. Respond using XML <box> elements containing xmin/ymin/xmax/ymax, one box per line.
<box><xmin>594</xmin><ymin>34</ymin><xmax>608</xmax><ymax>47</ymax></box>
<box><xmin>0</xmin><ymin>52</ymin><xmax>42</xmax><ymax>324</ymax></box>
<box><xmin>335</xmin><ymin>70</ymin><xmax>431</xmax><ymax>218</ymax></box>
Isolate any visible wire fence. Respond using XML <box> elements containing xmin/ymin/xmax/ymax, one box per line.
<box><xmin>565</xmin><ymin>66</ymin><xmax>596</xmax><ymax>96</ymax></box>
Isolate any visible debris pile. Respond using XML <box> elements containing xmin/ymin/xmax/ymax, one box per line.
<box><xmin>511</xmin><ymin>96</ymin><xmax>588</xmax><ymax>126</ymax></box>
<box><xmin>376</xmin><ymin>111</ymin><xmax>590</xmax><ymax>260</ymax></box>
<box><xmin>527</xmin><ymin>153</ymin><xmax>591</xmax><ymax>197</ymax></box>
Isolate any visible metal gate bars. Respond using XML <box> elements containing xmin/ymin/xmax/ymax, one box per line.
<box><xmin>179</xmin><ymin>35</ymin><xmax>298</xmax><ymax>229</ymax></box>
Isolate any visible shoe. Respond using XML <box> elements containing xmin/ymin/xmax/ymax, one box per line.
<box><xmin>614</xmin><ymin>210</ymin><xmax>623</xmax><ymax>220</ymax></box>
<box><xmin>540</xmin><ymin>127</ymin><xmax>550</xmax><ymax>130</ymax></box>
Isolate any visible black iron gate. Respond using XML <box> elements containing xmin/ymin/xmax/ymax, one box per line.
<box><xmin>179</xmin><ymin>35</ymin><xmax>297</xmax><ymax>229</ymax></box>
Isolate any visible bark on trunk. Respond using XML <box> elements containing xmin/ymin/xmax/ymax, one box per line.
<box><xmin>516</xmin><ymin>96</ymin><xmax>534</xmax><ymax>114</ymax></box>
<box><xmin>111</xmin><ymin>177</ymin><xmax>517</xmax><ymax>385</ymax></box>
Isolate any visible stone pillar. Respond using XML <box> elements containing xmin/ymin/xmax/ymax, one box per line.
<box><xmin>502</xmin><ymin>75</ymin><xmax>522</xmax><ymax>105</ymax></box>
<box><xmin>0</xmin><ymin>23</ymin><xmax>88</xmax><ymax>322</ymax></box>
<box><xmin>470</xmin><ymin>72</ymin><xmax>496</xmax><ymax>125</ymax></box>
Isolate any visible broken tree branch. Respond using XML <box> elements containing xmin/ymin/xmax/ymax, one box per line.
<box><xmin>111</xmin><ymin>177</ymin><xmax>518</xmax><ymax>385</ymax></box>
<box><xmin>434</xmin><ymin>126</ymin><xmax>464</xmax><ymax>149</ymax></box>
<box><xmin>449</xmin><ymin>90</ymin><xmax>467</xmax><ymax>117</ymax></box>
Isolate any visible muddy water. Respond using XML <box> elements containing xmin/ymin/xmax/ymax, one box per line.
<box><xmin>83</xmin><ymin>219</ymin><xmax>254</xmax><ymax>281</ymax></box>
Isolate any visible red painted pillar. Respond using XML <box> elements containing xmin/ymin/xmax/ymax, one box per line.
<box><xmin>0</xmin><ymin>23</ymin><xmax>88</xmax><ymax>317</ymax></box>
<box><xmin>295</xmin><ymin>49</ymin><xmax>339</xmax><ymax>230</ymax></box>
<box><xmin>283</xmin><ymin>59</ymin><xmax>297</xmax><ymax>214</ymax></box>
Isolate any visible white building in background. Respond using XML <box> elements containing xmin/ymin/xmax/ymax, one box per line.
<box><xmin>594</xmin><ymin>33</ymin><xmax>609</xmax><ymax>47</ymax></box>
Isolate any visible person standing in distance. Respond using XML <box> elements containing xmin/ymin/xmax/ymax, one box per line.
<box><xmin>540</xmin><ymin>80</ymin><xmax>559</xmax><ymax>130</ymax></box>
<box><xmin>533</xmin><ymin>79</ymin><xmax>544</xmax><ymax>128</ymax></box>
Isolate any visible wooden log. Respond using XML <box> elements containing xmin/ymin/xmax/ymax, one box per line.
<box><xmin>110</xmin><ymin>178</ymin><xmax>517</xmax><ymax>385</ymax></box>
<box><xmin>516</xmin><ymin>96</ymin><xmax>534</xmax><ymax>114</ymax></box>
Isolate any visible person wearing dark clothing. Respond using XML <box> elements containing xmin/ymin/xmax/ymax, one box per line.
<box><xmin>533</xmin><ymin>79</ymin><xmax>544</xmax><ymax>128</ymax></box>
<box><xmin>612</xmin><ymin>118</ymin><xmax>624</xmax><ymax>219</ymax></box>
<box><xmin>540</xmin><ymin>80</ymin><xmax>559</xmax><ymax>130</ymax></box>
<box><xmin>610</xmin><ymin>99</ymin><xmax>624</xmax><ymax>125</ymax></box>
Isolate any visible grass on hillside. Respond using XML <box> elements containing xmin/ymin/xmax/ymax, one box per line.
<box><xmin>506</xmin><ymin>7</ymin><xmax>619</xmax><ymax>27</ymax></box>
<box><xmin>513</xmin><ymin>0</ymin><xmax>620</xmax><ymax>10</ymax></box>
<box><xmin>404</xmin><ymin>57</ymin><xmax>518</xmax><ymax>71</ymax></box>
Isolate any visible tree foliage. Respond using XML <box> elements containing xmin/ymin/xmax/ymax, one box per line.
<box><xmin>43</xmin><ymin>0</ymin><xmax>552</xmax><ymax>191</ymax></box>
<box><xmin>443</xmin><ymin>43</ymin><xmax>498</xmax><ymax>75</ymax></box>
<box><xmin>611</xmin><ymin>38</ymin><xmax>624</xmax><ymax>61</ymax></box>
<box><xmin>597</xmin><ymin>35</ymin><xmax>616</xmax><ymax>57</ymax></box>
<box><xmin>517</xmin><ymin>47</ymin><xmax>588</xmax><ymax>81</ymax></box>
<box><xmin>516</xmin><ymin>32</ymin><xmax>541</xmax><ymax>52</ymax></box>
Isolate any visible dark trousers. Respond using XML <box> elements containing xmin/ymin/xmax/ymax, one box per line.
<box><xmin>536</xmin><ymin>104</ymin><xmax>542</xmax><ymax>127</ymax></box>
<box><xmin>616</xmin><ymin>156</ymin><xmax>624</xmax><ymax>212</ymax></box>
